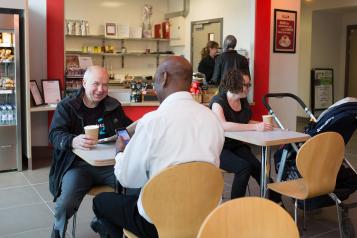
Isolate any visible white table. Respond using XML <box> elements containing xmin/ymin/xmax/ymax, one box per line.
<box><xmin>224</xmin><ymin>128</ymin><xmax>310</xmax><ymax>197</ymax></box>
<box><xmin>73</xmin><ymin>142</ymin><xmax>116</xmax><ymax>166</ymax></box>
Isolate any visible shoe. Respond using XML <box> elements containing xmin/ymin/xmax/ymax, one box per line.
<box><xmin>51</xmin><ymin>227</ymin><xmax>61</xmax><ymax>238</ymax></box>
<box><xmin>90</xmin><ymin>217</ymin><xmax>111</xmax><ymax>238</ymax></box>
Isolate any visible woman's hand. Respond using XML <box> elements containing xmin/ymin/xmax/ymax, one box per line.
<box><xmin>255</xmin><ymin>122</ymin><xmax>273</xmax><ymax>132</ymax></box>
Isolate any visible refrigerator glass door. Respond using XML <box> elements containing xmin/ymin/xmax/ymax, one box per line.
<box><xmin>0</xmin><ymin>12</ymin><xmax>21</xmax><ymax>171</ymax></box>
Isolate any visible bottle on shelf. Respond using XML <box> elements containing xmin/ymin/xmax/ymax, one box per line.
<box><xmin>0</xmin><ymin>105</ymin><xmax>7</xmax><ymax>125</ymax></box>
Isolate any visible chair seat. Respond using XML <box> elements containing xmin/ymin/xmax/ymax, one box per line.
<box><xmin>87</xmin><ymin>185</ymin><xmax>114</xmax><ymax>196</ymax></box>
<box><xmin>267</xmin><ymin>178</ymin><xmax>308</xmax><ymax>200</ymax></box>
<box><xmin>123</xmin><ymin>229</ymin><xmax>139</xmax><ymax>238</ymax></box>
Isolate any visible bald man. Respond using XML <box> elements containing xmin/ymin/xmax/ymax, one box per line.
<box><xmin>91</xmin><ymin>56</ymin><xmax>224</xmax><ymax>238</ymax></box>
<box><xmin>49</xmin><ymin>66</ymin><xmax>132</xmax><ymax>238</ymax></box>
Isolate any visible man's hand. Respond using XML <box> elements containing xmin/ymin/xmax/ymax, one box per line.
<box><xmin>255</xmin><ymin>122</ymin><xmax>273</xmax><ymax>132</ymax></box>
<box><xmin>126</xmin><ymin>120</ymin><xmax>138</xmax><ymax>137</ymax></box>
<box><xmin>115</xmin><ymin>136</ymin><xmax>126</xmax><ymax>154</ymax></box>
<box><xmin>72</xmin><ymin>134</ymin><xmax>97</xmax><ymax>150</ymax></box>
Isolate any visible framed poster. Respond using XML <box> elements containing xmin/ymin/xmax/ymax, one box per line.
<box><xmin>273</xmin><ymin>9</ymin><xmax>297</xmax><ymax>53</ymax></box>
<box><xmin>29</xmin><ymin>80</ymin><xmax>44</xmax><ymax>106</ymax></box>
<box><xmin>41</xmin><ymin>79</ymin><xmax>62</xmax><ymax>104</ymax></box>
<box><xmin>105</xmin><ymin>23</ymin><xmax>117</xmax><ymax>37</ymax></box>
<box><xmin>311</xmin><ymin>68</ymin><xmax>334</xmax><ymax>112</ymax></box>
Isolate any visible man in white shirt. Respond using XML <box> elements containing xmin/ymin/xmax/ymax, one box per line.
<box><xmin>91</xmin><ymin>56</ymin><xmax>224</xmax><ymax>238</ymax></box>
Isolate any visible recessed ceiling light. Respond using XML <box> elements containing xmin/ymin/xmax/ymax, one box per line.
<box><xmin>100</xmin><ymin>1</ymin><xmax>125</xmax><ymax>8</ymax></box>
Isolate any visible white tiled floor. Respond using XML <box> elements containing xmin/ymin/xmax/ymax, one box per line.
<box><xmin>0</xmin><ymin>130</ymin><xmax>356</xmax><ymax>237</ymax></box>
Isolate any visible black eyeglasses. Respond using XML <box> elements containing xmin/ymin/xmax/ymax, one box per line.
<box><xmin>243</xmin><ymin>83</ymin><xmax>252</xmax><ymax>88</ymax></box>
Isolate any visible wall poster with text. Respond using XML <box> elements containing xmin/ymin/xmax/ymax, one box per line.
<box><xmin>273</xmin><ymin>9</ymin><xmax>297</xmax><ymax>53</ymax></box>
<box><xmin>311</xmin><ymin>68</ymin><xmax>334</xmax><ymax>113</ymax></box>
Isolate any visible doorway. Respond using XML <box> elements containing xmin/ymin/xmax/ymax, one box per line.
<box><xmin>191</xmin><ymin>18</ymin><xmax>223</xmax><ymax>72</ymax></box>
<box><xmin>345</xmin><ymin>25</ymin><xmax>357</xmax><ymax>97</ymax></box>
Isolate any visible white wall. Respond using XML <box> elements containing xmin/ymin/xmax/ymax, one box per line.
<box><xmin>299</xmin><ymin>0</ymin><xmax>357</xmax><ymax>118</ymax></box>
<box><xmin>65</xmin><ymin>0</ymin><xmax>169</xmax><ymax>76</ymax></box>
<box><xmin>174</xmin><ymin>0</ymin><xmax>253</xmax><ymax>60</ymax></box>
<box><xmin>28</xmin><ymin>0</ymin><xmax>48</xmax><ymax>146</ymax></box>
<box><xmin>311</xmin><ymin>11</ymin><xmax>342</xmax><ymax>100</ymax></box>
<box><xmin>269</xmin><ymin>0</ymin><xmax>301</xmax><ymax>131</ymax></box>
<box><xmin>0</xmin><ymin>0</ymin><xmax>26</xmax><ymax>9</ymax></box>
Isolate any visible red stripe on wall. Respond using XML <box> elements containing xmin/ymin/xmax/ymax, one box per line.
<box><xmin>252</xmin><ymin>0</ymin><xmax>271</xmax><ymax>120</ymax></box>
<box><xmin>46</xmin><ymin>0</ymin><xmax>64</xmax><ymax>87</ymax></box>
<box><xmin>47</xmin><ymin>0</ymin><xmax>64</xmax><ymax>127</ymax></box>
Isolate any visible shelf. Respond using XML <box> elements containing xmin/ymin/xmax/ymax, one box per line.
<box><xmin>65</xmin><ymin>75</ymin><xmax>84</xmax><ymax>79</ymax></box>
<box><xmin>0</xmin><ymin>61</ymin><xmax>14</xmax><ymax>64</ymax></box>
<box><xmin>0</xmin><ymin>89</ymin><xmax>14</xmax><ymax>94</ymax></box>
<box><xmin>0</xmin><ymin>124</ymin><xmax>16</xmax><ymax>127</ymax></box>
<box><xmin>65</xmin><ymin>35</ymin><xmax>170</xmax><ymax>42</ymax></box>
<box><xmin>65</xmin><ymin>34</ymin><xmax>104</xmax><ymax>39</ymax></box>
<box><xmin>65</xmin><ymin>51</ymin><xmax>174</xmax><ymax>57</ymax></box>
<box><xmin>0</xmin><ymin>44</ymin><xmax>14</xmax><ymax>48</ymax></box>
<box><xmin>30</xmin><ymin>104</ymin><xmax>57</xmax><ymax>112</ymax></box>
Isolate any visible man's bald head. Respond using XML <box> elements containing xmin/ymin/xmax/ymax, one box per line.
<box><xmin>154</xmin><ymin>56</ymin><xmax>193</xmax><ymax>102</ymax></box>
<box><xmin>82</xmin><ymin>66</ymin><xmax>109</xmax><ymax>107</ymax></box>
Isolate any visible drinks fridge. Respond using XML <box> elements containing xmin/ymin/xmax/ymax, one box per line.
<box><xmin>0</xmin><ymin>9</ymin><xmax>24</xmax><ymax>171</ymax></box>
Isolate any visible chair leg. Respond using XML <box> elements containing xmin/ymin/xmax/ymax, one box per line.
<box><xmin>72</xmin><ymin>212</ymin><xmax>77</xmax><ymax>238</ymax></box>
<box><xmin>303</xmin><ymin>200</ymin><xmax>306</xmax><ymax>230</ymax></box>
<box><xmin>294</xmin><ymin>199</ymin><xmax>298</xmax><ymax>225</ymax></box>
<box><xmin>329</xmin><ymin>193</ymin><xmax>343</xmax><ymax>238</ymax></box>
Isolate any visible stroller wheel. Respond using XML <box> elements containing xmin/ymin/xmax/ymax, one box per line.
<box><xmin>341</xmin><ymin>216</ymin><xmax>355</xmax><ymax>238</ymax></box>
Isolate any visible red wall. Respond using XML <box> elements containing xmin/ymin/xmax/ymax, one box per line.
<box><xmin>47</xmin><ymin>0</ymin><xmax>64</xmax><ymax>126</ymax></box>
<box><xmin>252</xmin><ymin>0</ymin><xmax>271</xmax><ymax>120</ymax></box>
<box><xmin>46</xmin><ymin>0</ymin><xmax>64</xmax><ymax>87</ymax></box>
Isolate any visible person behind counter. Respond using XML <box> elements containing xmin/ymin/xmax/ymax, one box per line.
<box><xmin>209</xmin><ymin>69</ymin><xmax>272</xmax><ymax>199</ymax></box>
<box><xmin>48</xmin><ymin>66</ymin><xmax>132</xmax><ymax>238</ymax></box>
<box><xmin>90</xmin><ymin>56</ymin><xmax>224</xmax><ymax>238</ymax></box>
<box><xmin>198</xmin><ymin>40</ymin><xmax>219</xmax><ymax>84</ymax></box>
<box><xmin>211</xmin><ymin>35</ymin><xmax>250</xmax><ymax>87</ymax></box>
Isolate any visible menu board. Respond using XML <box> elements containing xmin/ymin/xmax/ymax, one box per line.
<box><xmin>311</xmin><ymin>68</ymin><xmax>334</xmax><ymax>112</ymax></box>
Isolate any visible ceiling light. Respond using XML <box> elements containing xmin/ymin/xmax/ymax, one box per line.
<box><xmin>100</xmin><ymin>1</ymin><xmax>125</xmax><ymax>8</ymax></box>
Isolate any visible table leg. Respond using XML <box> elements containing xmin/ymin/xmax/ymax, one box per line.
<box><xmin>260</xmin><ymin>146</ymin><xmax>271</xmax><ymax>197</ymax></box>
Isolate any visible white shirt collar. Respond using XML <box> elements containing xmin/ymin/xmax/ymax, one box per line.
<box><xmin>158</xmin><ymin>91</ymin><xmax>194</xmax><ymax>110</ymax></box>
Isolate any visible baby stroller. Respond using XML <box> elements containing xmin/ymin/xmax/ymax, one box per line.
<box><xmin>262</xmin><ymin>93</ymin><xmax>357</xmax><ymax>238</ymax></box>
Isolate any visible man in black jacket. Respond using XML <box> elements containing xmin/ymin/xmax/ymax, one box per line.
<box><xmin>49</xmin><ymin>66</ymin><xmax>132</xmax><ymax>238</ymax></box>
<box><xmin>211</xmin><ymin>35</ymin><xmax>250</xmax><ymax>86</ymax></box>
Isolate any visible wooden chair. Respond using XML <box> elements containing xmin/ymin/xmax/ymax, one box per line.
<box><xmin>72</xmin><ymin>185</ymin><xmax>114</xmax><ymax>238</ymax></box>
<box><xmin>197</xmin><ymin>197</ymin><xmax>299</xmax><ymax>238</ymax></box>
<box><xmin>124</xmin><ymin>162</ymin><xmax>224</xmax><ymax>238</ymax></box>
<box><xmin>267</xmin><ymin>132</ymin><xmax>345</xmax><ymax>235</ymax></box>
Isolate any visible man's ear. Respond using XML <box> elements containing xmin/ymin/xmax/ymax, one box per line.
<box><xmin>161</xmin><ymin>71</ymin><xmax>168</xmax><ymax>88</ymax></box>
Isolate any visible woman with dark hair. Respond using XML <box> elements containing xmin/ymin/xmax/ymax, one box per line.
<box><xmin>211</xmin><ymin>35</ymin><xmax>250</xmax><ymax>86</ymax></box>
<box><xmin>209</xmin><ymin>69</ymin><xmax>272</xmax><ymax>199</ymax></box>
<box><xmin>198</xmin><ymin>41</ymin><xmax>219</xmax><ymax>84</ymax></box>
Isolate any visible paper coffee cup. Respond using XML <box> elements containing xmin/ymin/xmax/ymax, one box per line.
<box><xmin>262</xmin><ymin>115</ymin><xmax>274</xmax><ymax>125</ymax></box>
<box><xmin>84</xmin><ymin>125</ymin><xmax>99</xmax><ymax>142</ymax></box>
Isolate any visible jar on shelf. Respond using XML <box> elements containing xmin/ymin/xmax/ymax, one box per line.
<box><xmin>75</xmin><ymin>20</ymin><xmax>81</xmax><ymax>36</ymax></box>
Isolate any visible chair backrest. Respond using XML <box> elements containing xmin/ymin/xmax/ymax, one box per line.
<box><xmin>197</xmin><ymin>197</ymin><xmax>299</xmax><ymax>238</ymax></box>
<box><xmin>141</xmin><ymin>162</ymin><xmax>224</xmax><ymax>238</ymax></box>
<box><xmin>296</xmin><ymin>132</ymin><xmax>345</xmax><ymax>198</ymax></box>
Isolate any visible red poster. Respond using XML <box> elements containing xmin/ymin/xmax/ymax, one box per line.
<box><xmin>273</xmin><ymin>9</ymin><xmax>297</xmax><ymax>53</ymax></box>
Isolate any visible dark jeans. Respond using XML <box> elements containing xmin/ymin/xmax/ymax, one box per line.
<box><xmin>53</xmin><ymin>159</ymin><xmax>116</xmax><ymax>237</ymax></box>
<box><xmin>93</xmin><ymin>192</ymin><xmax>158</xmax><ymax>238</ymax></box>
<box><xmin>220</xmin><ymin>144</ymin><xmax>261</xmax><ymax>198</ymax></box>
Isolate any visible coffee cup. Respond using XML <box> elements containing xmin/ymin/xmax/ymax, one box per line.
<box><xmin>84</xmin><ymin>125</ymin><xmax>99</xmax><ymax>143</ymax></box>
<box><xmin>262</xmin><ymin>115</ymin><xmax>274</xmax><ymax>125</ymax></box>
